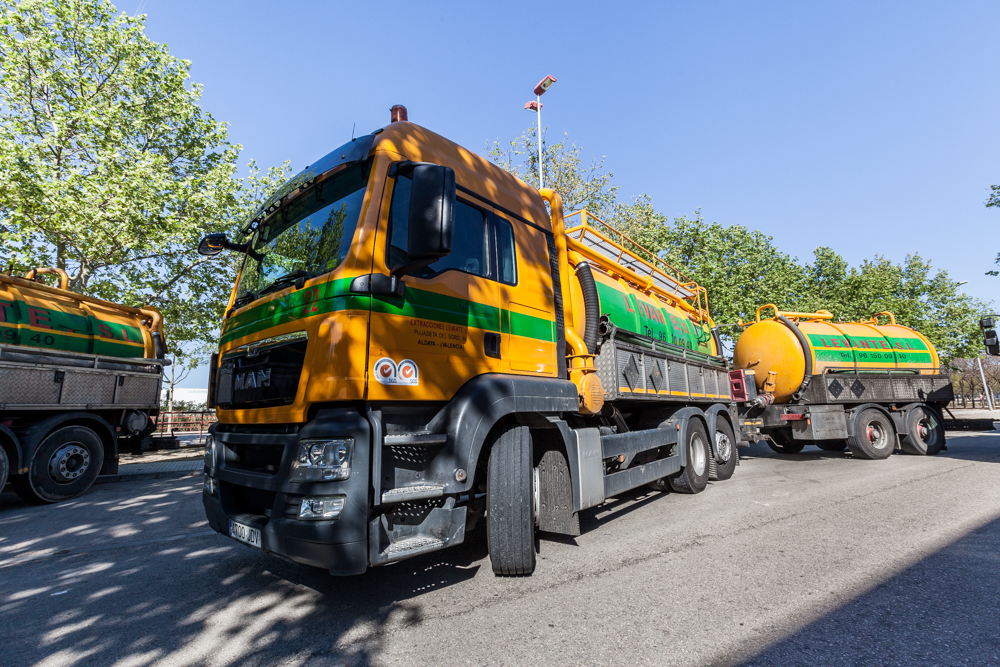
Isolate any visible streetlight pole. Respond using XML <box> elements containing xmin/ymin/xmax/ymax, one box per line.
<box><xmin>958</xmin><ymin>280</ymin><xmax>993</xmax><ymax>410</ymax></box>
<box><xmin>525</xmin><ymin>75</ymin><xmax>556</xmax><ymax>189</ymax></box>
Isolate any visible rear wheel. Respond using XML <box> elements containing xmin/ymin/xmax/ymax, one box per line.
<box><xmin>900</xmin><ymin>406</ymin><xmax>945</xmax><ymax>456</ymax></box>
<box><xmin>816</xmin><ymin>440</ymin><xmax>848</xmax><ymax>452</ymax></box>
<box><xmin>766</xmin><ymin>430</ymin><xmax>805</xmax><ymax>454</ymax></box>
<box><xmin>11</xmin><ymin>426</ymin><xmax>104</xmax><ymax>504</ymax></box>
<box><xmin>711</xmin><ymin>418</ymin><xmax>738</xmax><ymax>481</ymax></box>
<box><xmin>846</xmin><ymin>408</ymin><xmax>895</xmax><ymax>460</ymax></box>
<box><xmin>0</xmin><ymin>446</ymin><xmax>8</xmax><ymax>493</ymax></box>
<box><xmin>487</xmin><ymin>424</ymin><xmax>535</xmax><ymax>576</ymax></box>
<box><xmin>669</xmin><ymin>420</ymin><xmax>711</xmax><ymax>494</ymax></box>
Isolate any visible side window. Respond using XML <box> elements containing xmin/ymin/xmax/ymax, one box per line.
<box><xmin>387</xmin><ymin>176</ymin><xmax>488</xmax><ymax>278</ymax></box>
<box><xmin>495</xmin><ymin>217</ymin><xmax>517</xmax><ymax>285</ymax></box>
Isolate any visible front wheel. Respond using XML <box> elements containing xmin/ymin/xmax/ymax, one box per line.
<box><xmin>669</xmin><ymin>420</ymin><xmax>711</xmax><ymax>494</ymax></box>
<box><xmin>899</xmin><ymin>406</ymin><xmax>945</xmax><ymax>456</ymax></box>
<box><xmin>846</xmin><ymin>408</ymin><xmax>895</xmax><ymax>460</ymax></box>
<box><xmin>12</xmin><ymin>426</ymin><xmax>104</xmax><ymax>504</ymax></box>
<box><xmin>711</xmin><ymin>419</ymin><xmax>738</xmax><ymax>481</ymax></box>
<box><xmin>487</xmin><ymin>424</ymin><xmax>535</xmax><ymax>576</ymax></box>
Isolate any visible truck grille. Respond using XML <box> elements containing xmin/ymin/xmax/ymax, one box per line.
<box><xmin>225</xmin><ymin>443</ymin><xmax>285</xmax><ymax>475</ymax></box>
<box><xmin>223</xmin><ymin>482</ymin><xmax>278</xmax><ymax>517</ymax></box>
<box><xmin>215</xmin><ymin>337</ymin><xmax>306</xmax><ymax>408</ymax></box>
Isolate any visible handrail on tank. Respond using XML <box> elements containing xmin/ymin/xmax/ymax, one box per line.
<box><xmin>742</xmin><ymin>304</ymin><xmax>835</xmax><ymax>326</ymax></box>
<box><xmin>563</xmin><ymin>209</ymin><xmax>711</xmax><ymax>326</ymax></box>
<box><xmin>0</xmin><ymin>273</ymin><xmax>167</xmax><ymax>355</ymax></box>
<box><xmin>23</xmin><ymin>267</ymin><xmax>69</xmax><ymax>290</ymax></box>
<box><xmin>868</xmin><ymin>311</ymin><xmax>897</xmax><ymax>325</ymax></box>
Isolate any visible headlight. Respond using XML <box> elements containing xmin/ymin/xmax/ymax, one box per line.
<box><xmin>289</xmin><ymin>438</ymin><xmax>354</xmax><ymax>481</ymax></box>
<box><xmin>204</xmin><ymin>435</ymin><xmax>216</xmax><ymax>471</ymax></box>
<box><xmin>298</xmin><ymin>495</ymin><xmax>346</xmax><ymax>520</ymax></box>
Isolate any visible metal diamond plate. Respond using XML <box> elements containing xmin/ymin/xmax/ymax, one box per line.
<box><xmin>0</xmin><ymin>367</ymin><xmax>62</xmax><ymax>404</ymax></box>
<box><xmin>668</xmin><ymin>360</ymin><xmax>687</xmax><ymax>395</ymax></box>
<box><xmin>61</xmin><ymin>372</ymin><xmax>116</xmax><ymax>404</ymax></box>
<box><xmin>115</xmin><ymin>375</ymin><xmax>160</xmax><ymax>406</ymax></box>
<box><xmin>689</xmin><ymin>366</ymin><xmax>705</xmax><ymax>396</ymax></box>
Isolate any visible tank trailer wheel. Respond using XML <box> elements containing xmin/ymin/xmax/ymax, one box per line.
<box><xmin>711</xmin><ymin>419</ymin><xmax>738</xmax><ymax>481</ymax></box>
<box><xmin>846</xmin><ymin>408</ymin><xmax>896</xmax><ymax>460</ymax></box>
<box><xmin>487</xmin><ymin>424</ymin><xmax>536</xmax><ymax>576</ymax></box>
<box><xmin>0</xmin><ymin>446</ymin><xmax>8</xmax><ymax>494</ymax></box>
<box><xmin>816</xmin><ymin>440</ymin><xmax>848</xmax><ymax>452</ymax></box>
<box><xmin>766</xmin><ymin>430</ymin><xmax>805</xmax><ymax>455</ymax></box>
<box><xmin>900</xmin><ymin>406</ymin><xmax>945</xmax><ymax>456</ymax></box>
<box><xmin>669</xmin><ymin>420</ymin><xmax>711</xmax><ymax>494</ymax></box>
<box><xmin>12</xmin><ymin>426</ymin><xmax>104</xmax><ymax>504</ymax></box>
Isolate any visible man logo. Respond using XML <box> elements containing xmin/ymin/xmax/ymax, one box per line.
<box><xmin>234</xmin><ymin>368</ymin><xmax>271</xmax><ymax>391</ymax></box>
<box><xmin>373</xmin><ymin>358</ymin><xmax>419</xmax><ymax>386</ymax></box>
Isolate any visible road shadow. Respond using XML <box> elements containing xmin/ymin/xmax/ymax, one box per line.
<box><xmin>739</xmin><ymin>433</ymin><xmax>1000</xmax><ymax>465</ymax></box>
<box><xmin>727</xmin><ymin>514</ymin><xmax>1000</xmax><ymax>666</ymax></box>
<box><xmin>0</xmin><ymin>477</ymin><xmax>486</xmax><ymax>666</ymax></box>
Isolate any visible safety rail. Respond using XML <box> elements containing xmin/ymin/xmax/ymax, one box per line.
<box><xmin>564</xmin><ymin>210</ymin><xmax>711</xmax><ymax>326</ymax></box>
<box><xmin>153</xmin><ymin>411</ymin><xmax>217</xmax><ymax>444</ymax></box>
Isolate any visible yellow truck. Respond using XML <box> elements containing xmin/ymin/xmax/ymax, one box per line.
<box><xmin>199</xmin><ymin>113</ymin><xmax>743</xmax><ymax>575</ymax></box>
<box><xmin>0</xmin><ymin>269</ymin><xmax>166</xmax><ymax>502</ymax></box>
<box><xmin>732</xmin><ymin>306</ymin><xmax>953</xmax><ymax>458</ymax></box>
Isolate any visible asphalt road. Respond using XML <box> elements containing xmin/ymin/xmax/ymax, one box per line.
<box><xmin>2</xmin><ymin>432</ymin><xmax>999</xmax><ymax>667</ymax></box>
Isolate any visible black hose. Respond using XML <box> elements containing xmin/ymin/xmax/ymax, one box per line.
<box><xmin>151</xmin><ymin>331</ymin><xmax>165</xmax><ymax>360</ymax></box>
<box><xmin>575</xmin><ymin>260</ymin><xmax>600</xmax><ymax>355</ymax></box>
<box><xmin>777</xmin><ymin>314</ymin><xmax>812</xmax><ymax>378</ymax></box>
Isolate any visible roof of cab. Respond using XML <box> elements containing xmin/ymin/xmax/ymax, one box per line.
<box><xmin>373</xmin><ymin>121</ymin><xmax>552</xmax><ymax>233</ymax></box>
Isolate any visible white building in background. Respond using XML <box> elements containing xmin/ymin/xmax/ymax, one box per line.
<box><xmin>160</xmin><ymin>387</ymin><xmax>208</xmax><ymax>406</ymax></box>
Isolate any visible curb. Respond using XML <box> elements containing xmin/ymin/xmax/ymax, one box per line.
<box><xmin>95</xmin><ymin>469</ymin><xmax>202</xmax><ymax>485</ymax></box>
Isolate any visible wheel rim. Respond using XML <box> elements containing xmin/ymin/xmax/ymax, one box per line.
<box><xmin>865</xmin><ymin>421</ymin><xmax>888</xmax><ymax>449</ymax></box>
<box><xmin>918</xmin><ymin>418</ymin><xmax>931</xmax><ymax>443</ymax></box>
<box><xmin>690</xmin><ymin>433</ymin><xmax>707</xmax><ymax>476</ymax></box>
<box><xmin>715</xmin><ymin>431</ymin><xmax>732</xmax><ymax>462</ymax></box>
<box><xmin>48</xmin><ymin>443</ymin><xmax>90</xmax><ymax>484</ymax></box>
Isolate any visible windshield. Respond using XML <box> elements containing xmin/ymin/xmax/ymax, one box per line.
<box><xmin>236</xmin><ymin>159</ymin><xmax>371</xmax><ymax>300</ymax></box>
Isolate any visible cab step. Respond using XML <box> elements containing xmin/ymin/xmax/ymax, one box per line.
<box><xmin>381</xmin><ymin>484</ymin><xmax>445</xmax><ymax>504</ymax></box>
<box><xmin>383</xmin><ymin>536</ymin><xmax>446</xmax><ymax>561</ymax></box>
<box><xmin>384</xmin><ymin>432</ymin><xmax>448</xmax><ymax>446</ymax></box>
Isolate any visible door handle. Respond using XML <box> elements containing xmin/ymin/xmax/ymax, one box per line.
<box><xmin>485</xmin><ymin>332</ymin><xmax>501</xmax><ymax>359</ymax></box>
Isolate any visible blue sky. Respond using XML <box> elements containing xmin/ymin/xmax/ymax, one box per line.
<box><xmin>138</xmin><ymin>1</ymin><xmax>1000</xmax><ymax>388</ymax></box>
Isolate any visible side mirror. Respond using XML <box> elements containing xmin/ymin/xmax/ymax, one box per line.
<box><xmin>198</xmin><ymin>232</ymin><xmax>249</xmax><ymax>257</ymax></box>
<box><xmin>198</xmin><ymin>233</ymin><xmax>229</xmax><ymax>256</ymax></box>
<box><xmin>393</xmin><ymin>164</ymin><xmax>455</xmax><ymax>275</ymax></box>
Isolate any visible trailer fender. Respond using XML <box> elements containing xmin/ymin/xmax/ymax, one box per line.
<box><xmin>0</xmin><ymin>423</ymin><xmax>22</xmax><ymax>473</ymax></box>
<box><xmin>423</xmin><ymin>375</ymin><xmax>579</xmax><ymax>495</ymax></box>
<box><xmin>663</xmin><ymin>407</ymin><xmax>707</xmax><ymax>469</ymax></box>
<box><xmin>702</xmin><ymin>404</ymin><xmax>736</xmax><ymax>461</ymax></box>
<box><xmin>14</xmin><ymin>412</ymin><xmax>117</xmax><ymax>476</ymax></box>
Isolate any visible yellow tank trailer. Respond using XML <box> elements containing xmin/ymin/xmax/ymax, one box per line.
<box><xmin>733</xmin><ymin>305</ymin><xmax>952</xmax><ymax>460</ymax></box>
<box><xmin>198</xmin><ymin>111</ymin><xmax>743</xmax><ymax>578</ymax></box>
<box><xmin>0</xmin><ymin>269</ymin><xmax>167</xmax><ymax>504</ymax></box>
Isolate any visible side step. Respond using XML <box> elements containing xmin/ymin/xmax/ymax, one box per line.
<box><xmin>381</xmin><ymin>484</ymin><xmax>445</xmax><ymax>504</ymax></box>
<box><xmin>369</xmin><ymin>502</ymin><xmax>467</xmax><ymax>567</ymax></box>
<box><xmin>383</xmin><ymin>536</ymin><xmax>446</xmax><ymax>561</ymax></box>
<box><xmin>384</xmin><ymin>432</ymin><xmax>448</xmax><ymax>446</ymax></box>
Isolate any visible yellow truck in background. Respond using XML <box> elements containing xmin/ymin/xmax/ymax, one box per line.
<box><xmin>199</xmin><ymin>113</ymin><xmax>743</xmax><ymax>576</ymax></box>
<box><xmin>0</xmin><ymin>269</ymin><xmax>166</xmax><ymax>502</ymax></box>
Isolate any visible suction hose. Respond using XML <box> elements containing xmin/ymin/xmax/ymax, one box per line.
<box><xmin>575</xmin><ymin>259</ymin><xmax>600</xmax><ymax>355</ymax></box>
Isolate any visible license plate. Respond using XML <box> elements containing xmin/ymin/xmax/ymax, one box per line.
<box><xmin>229</xmin><ymin>520</ymin><xmax>261</xmax><ymax>548</ymax></box>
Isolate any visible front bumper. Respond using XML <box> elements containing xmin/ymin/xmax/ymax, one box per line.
<box><xmin>202</xmin><ymin>407</ymin><xmax>371</xmax><ymax>575</ymax></box>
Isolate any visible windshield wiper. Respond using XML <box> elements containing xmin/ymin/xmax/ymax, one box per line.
<box><xmin>258</xmin><ymin>270</ymin><xmax>313</xmax><ymax>297</ymax></box>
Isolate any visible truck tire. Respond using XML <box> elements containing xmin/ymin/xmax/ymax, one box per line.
<box><xmin>487</xmin><ymin>424</ymin><xmax>535</xmax><ymax>576</ymax></box>
<box><xmin>669</xmin><ymin>420</ymin><xmax>711</xmax><ymax>493</ymax></box>
<box><xmin>11</xmin><ymin>426</ymin><xmax>104</xmax><ymax>504</ymax></box>
<box><xmin>711</xmin><ymin>419</ymin><xmax>737</xmax><ymax>481</ymax></box>
<box><xmin>0</xmin><ymin>446</ymin><xmax>8</xmax><ymax>493</ymax></box>
<box><xmin>766</xmin><ymin>430</ymin><xmax>805</xmax><ymax>454</ymax></box>
<box><xmin>816</xmin><ymin>440</ymin><xmax>847</xmax><ymax>452</ymax></box>
<box><xmin>899</xmin><ymin>406</ymin><xmax>945</xmax><ymax>456</ymax></box>
<box><xmin>846</xmin><ymin>408</ymin><xmax>895</xmax><ymax>460</ymax></box>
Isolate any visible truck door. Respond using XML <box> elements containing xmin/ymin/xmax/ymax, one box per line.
<box><xmin>368</xmin><ymin>174</ymin><xmax>501</xmax><ymax>401</ymax></box>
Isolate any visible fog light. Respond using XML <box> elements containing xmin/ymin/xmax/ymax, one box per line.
<box><xmin>204</xmin><ymin>476</ymin><xmax>217</xmax><ymax>496</ymax></box>
<box><xmin>298</xmin><ymin>495</ymin><xmax>346</xmax><ymax>520</ymax></box>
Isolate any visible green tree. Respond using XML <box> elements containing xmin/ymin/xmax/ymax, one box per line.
<box><xmin>0</xmin><ymin>0</ymin><xmax>286</xmax><ymax>363</ymax></box>
<box><xmin>986</xmin><ymin>184</ymin><xmax>1000</xmax><ymax>276</ymax></box>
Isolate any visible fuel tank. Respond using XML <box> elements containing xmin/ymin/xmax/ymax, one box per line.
<box><xmin>0</xmin><ymin>269</ymin><xmax>164</xmax><ymax>359</ymax></box>
<box><xmin>733</xmin><ymin>306</ymin><xmax>938</xmax><ymax>403</ymax></box>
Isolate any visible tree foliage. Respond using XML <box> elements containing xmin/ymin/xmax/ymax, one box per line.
<box><xmin>0</xmin><ymin>0</ymin><xmax>286</xmax><ymax>362</ymax></box>
<box><xmin>486</xmin><ymin>126</ymin><xmax>991</xmax><ymax>361</ymax></box>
